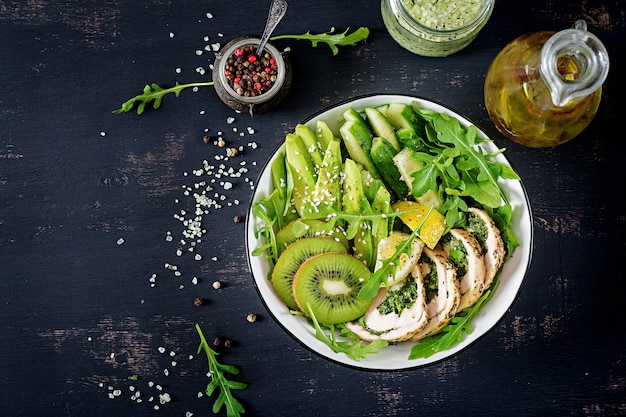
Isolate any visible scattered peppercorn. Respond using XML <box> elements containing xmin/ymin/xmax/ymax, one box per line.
<box><xmin>226</xmin><ymin>147</ymin><xmax>239</xmax><ymax>157</ymax></box>
<box><xmin>246</xmin><ymin>313</ymin><xmax>257</xmax><ymax>323</ymax></box>
<box><xmin>233</xmin><ymin>215</ymin><xmax>243</xmax><ymax>223</ymax></box>
<box><xmin>212</xmin><ymin>281</ymin><xmax>221</xmax><ymax>289</ymax></box>
<box><xmin>213</xmin><ymin>337</ymin><xmax>221</xmax><ymax>347</ymax></box>
<box><xmin>217</xmin><ymin>138</ymin><xmax>226</xmax><ymax>147</ymax></box>
<box><xmin>202</xmin><ymin>135</ymin><xmax>211</xmax><ymax>144</ymax></box>
<box><xmin>193</xmin><ymin>297</ymin><xmax>205</xmax><ymax>306</ymax></box>
<box><xmin>223</xmin><ymin>339</ymin><xmax>233</xmax><ymax>348</ymax></box>
<box><xmin>224</xmin><ymin>44</ymin><xmax>278</xmax><ymax>97</ymax></box>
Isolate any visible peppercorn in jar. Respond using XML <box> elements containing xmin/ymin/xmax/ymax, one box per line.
<box><xmin>225</xmin><ymin>45</ymin><xmax>279</xmax><ymax>98</ymax></box>
<box><xmin>213</xmin><ymin>36</ymin><xmax>292</xmax><ymax>114</ymax></box>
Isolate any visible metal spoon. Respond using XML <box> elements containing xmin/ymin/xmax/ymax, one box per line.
<box><xmin>256</xmin><ymin>0</ymin><xmax>288</xmax><ymax>57</ymax></box>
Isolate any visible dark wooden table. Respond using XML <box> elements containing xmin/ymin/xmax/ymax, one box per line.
<box><xmin>1</xmin><ymin>1</ymin><xmax>625</xmax><ymax>416</ymax></box>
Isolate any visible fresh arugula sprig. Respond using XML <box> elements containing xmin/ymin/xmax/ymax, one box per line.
<box><xmin>113</xmin><ymin>82</ymin><xmax>214</xmax><ymax>114</ymax></box>
<box><xmin>113</xmin><ymin>27</ymin><xmax>369</xmax><ymax>114</ymax></box>
<box><xmin>195</xmin><ymin>324</ymin><xmax>247</xmax><ymax>417</ymax></box>
<box><xmin>270</xmin><ymin>27</ymin><xmax>370</xmax><ymax>56</ymax></box>
<box><xmin>408</xmin><ymin>280</ymin><xmax>499</xmax><ymax>359</ymax></box>
<box><xmin>250</xmin><ymin>189</ymin><xmax>287</xmax><ymax>274</ymax></box>
<box><xmin>305</xmin><ymin>303</ymin><xmax>388</xmax><ymax>361</ymax></box>
<box><xmin>410</xmin><ymin>107</ymin><xmax>520</xmax><ymax>250</ymax></box>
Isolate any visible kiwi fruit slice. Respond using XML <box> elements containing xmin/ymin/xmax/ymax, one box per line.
<box><xmin>276</xmin><ymin>219</ymin><xmax>348</xmax><ymax>256</ymax></box>
<box><xmin>272</xmin><ymin>237</ymin><xmax>348</xmax><ymax>310</ymax></box>
<box><xmin>293</xmin><ymin>252</ymin><xmax>372</xmax><ymax>325</ymax></box>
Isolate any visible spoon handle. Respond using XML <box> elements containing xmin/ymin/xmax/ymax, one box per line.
<box><xmin>257</xmin><ymin>0</ymin><xmax>288</xmax><ymax>57</ymax></box>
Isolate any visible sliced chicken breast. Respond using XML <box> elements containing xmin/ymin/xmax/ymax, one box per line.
<box><xmin>345</xmin><ymin>271</ymin><xmax>428</xmax><ymax>343</ymax></box>
<box><xmin>411</xmin><ymin>247</ymin><xmax>461</xmax><ymax>342</ymax></box>
<box><xmin>467</xmin><ymin>207</ymin><xmax>506</xmax><ymax>290</ymax></box>
<box><xmin>442</xmin><ymin>228</ymin><xmax>486</xmax><ymax>310</ymax></box>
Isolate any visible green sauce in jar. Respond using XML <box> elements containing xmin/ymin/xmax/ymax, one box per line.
<box><xmin>381</xmin><ymin>0</ymin><xmax>495</xmax><ymax>57</ymax></box>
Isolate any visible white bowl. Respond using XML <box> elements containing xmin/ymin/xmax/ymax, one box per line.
<box><xmin>246</xmin><ymin>94</ymin><xmax>533</xmax><ymax>370</ymax></box>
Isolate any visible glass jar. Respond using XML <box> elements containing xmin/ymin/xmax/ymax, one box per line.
<box><xmin>484</xmin><ymin>20</ymin><xmax>610</xmax><ymax>147</ymax></box>
<box><xmin>213</xmin><ymin>36</ymin><xmax>292</xmax><ymax>115</ymax></box>
<box><xmin>381</xmin><ymin>0</ymin><xmax>495</xmax><ymax>57</ymax></box>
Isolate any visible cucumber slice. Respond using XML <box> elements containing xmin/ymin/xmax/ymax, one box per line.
<box><xmin>370</xmin><ymin>136</ymin><xmax>409</xmax><ymax>199</ymax></box>
<box><xmin>393</xmin><ymin>147</ymin><xmax>441</xmax><ymax>208</ymax></box>
<box><xmin>339</xmin><ymin>108</ymin><xmax>380</xmax><ymax>178</ymax></box>
<box><xmin>364</xmin><ymin>107</ymin><xmax>401</xmax><ymax>151</ymax></box>
<box><xmin>384</xmin><ymin>103</ymin><xmax>426</xmax><ymax>135</ymax></box>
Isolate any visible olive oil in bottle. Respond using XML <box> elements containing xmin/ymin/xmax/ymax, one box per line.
<box><xmin>484</xmin><ymin>20</ymin><xmax>609</xmax><ymax>148</ymax></box>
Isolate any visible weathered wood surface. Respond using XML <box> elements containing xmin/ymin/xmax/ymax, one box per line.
<box><xmin>1</xmin><ymin>0</ymin><xmax>625</xmax><ymax>416</ymax></box>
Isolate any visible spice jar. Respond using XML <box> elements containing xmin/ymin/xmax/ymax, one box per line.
<box><xmin>484</xmin><ymin>20</ymin><xmax>610</xmax><ymax>147</ymax></box>
<box><xmin>213</xmin><ymin>36</ymin><xmax>292</xmax><ymax>115</ymax></box>
<box><xmin>381</xmin><ymin>0</ymin><xmax>495</xmax><ymax>57</ymax></box>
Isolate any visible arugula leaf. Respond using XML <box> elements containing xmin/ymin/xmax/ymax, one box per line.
<box><xmin>409</xmin><ymin>105</ymin><xmax>520</xmax><ymax>254</ymax></box>
<box><xmin>195</xmin><ymin>324</ymin><xmax>247</xmax><ymax>417</ymax></box>
<box><xmin>408</xmin><ymin>280</ymin><xmax>500</xmax><ymax>359</ymax></box>
<box><xmin>113</xmin><ymin>82</ymin><xmax>214</xmax><ymax>114</ymax></box>
<box><xmin>306</xmin><ymin>303</ymin><xmax>388</xmax><ymax>361</ymax></box>
<box><xmin>432</xmin><ymin>113</ymin><xmax>513</xmax><ymax>207</ymax></box>
<box><xmin>271</xmin><ymin>27</ymin><xmax>369</xmax><ymax>56</ymax></box>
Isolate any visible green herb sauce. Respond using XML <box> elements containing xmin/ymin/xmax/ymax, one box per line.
<box><xmin>446</xmin><ymin>235</ymin><xmax>468</xmax><ymax>278</ymax></box>
<box><xmin>467</xmin><ymin>212</ymin><xmax>488</xmax><ymax>253</ymax></box>
<box><xmin>421</xmin><ymin>254</ymin><xmax>438</xmax><ymax>302</ymax></box>
<box><xmin>377</xmin><ymin>277</ymin><xmax>418</xmax><ymax>315</ymax></box>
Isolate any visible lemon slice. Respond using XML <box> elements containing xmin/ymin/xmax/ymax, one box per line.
<box><xmin>375</xmin><ymin>231</ymin><xmax>424</xmax><ymax>286</ymax></box>
<box><xmin>391</xmin><ymin>200</ymin><xmax>446</xmax><ymax>249</ymax></box>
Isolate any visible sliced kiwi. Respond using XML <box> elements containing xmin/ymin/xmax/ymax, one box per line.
<box><xmin>293</xmin><ymin>252</ymin><xmax>372</xmax><ymax>325</ymax></box>
<box><xmin>275</xmin><ymin>218</ymin><xmax>348</xmax><ymax>256</ymax></box>
<box><xmin>272</xmin><ymin>237</ymin><xmax>348</xmax><ymax>310</ymax></box>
